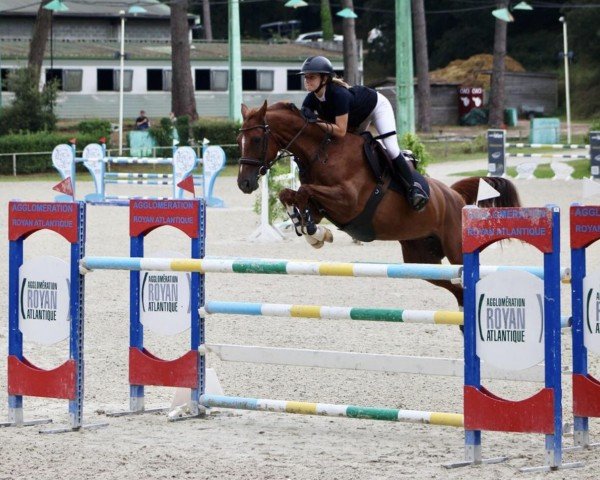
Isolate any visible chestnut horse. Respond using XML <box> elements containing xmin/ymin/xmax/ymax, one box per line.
<box><xmin>237</xmin><ymin>101</ymin><xmax>521</xmax><ymax>308</ymax></box>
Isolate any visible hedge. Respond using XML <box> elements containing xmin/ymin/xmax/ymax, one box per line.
<box><xmin>0</xmin><ymin>132</ymin><xmax>110</xmax><ymax>175</ymax></box>
<box><xmin>191</xmin><ymin>119</ymin><xmax>240</xmax><ymax>164</ymax></box>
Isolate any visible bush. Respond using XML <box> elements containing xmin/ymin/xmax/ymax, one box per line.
<box><xmin>191</xmin><ymin>119</ymin><xmax>240</xmax><ymax>163</ymax></box>
<box><xmin>0</xmin><ymin>132</ymin><xmax>112</xmax><ymax>175</ymax></box>
<box><xmin>0</xmin><ymin>68</ymin><xmax>58</xmax><ymax>135</ymax></box>
<box><xmin>400</xmin><ymin>132</ymin><xmax>431</xmax><ymax>175</ymax></box>
<box><xmin>149</xmin><ymin>117</ymin><xmax>175</xmax><ymax>149</ymax></box>
<box><xmin>460</xmin><ymin>134</ymin><xmax>487</xmax><ymax>155</ymax></box>
<box><xmin>77</xmin><ymin>119</ymin><xmax>112</xmax><ymax>137</ymax></box>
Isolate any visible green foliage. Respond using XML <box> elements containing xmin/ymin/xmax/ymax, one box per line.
<box><xmin>0</xmin><ymin>132</ymin><xmax>111</xmax><ymax>175</ymax></box>
<box><xmin>191</xmin><ymin>119</ymin><xmax>240</xmax><ymax>163</ymax></box>
<box><xmin>150</xmin><ymin>117</ymin><xmax>175</xmax><ymax>148</ymax></box>
<box><xmin>320</xmin><ymin>0</ymin><xmax>334</xmax><ymax>42</ymax></box>
<box><xmin>0</xmin><ymin>68</ymin><xmax>58</xmax><ymax>135</ymax></box>
<box><xmin>77</xmin><ymin>119</ymin><xmax>112</xmax><ymax>137</ymax></box>
<box><xmin>584</xmin><ymin>119</ymin><xmax>600</xmax><ymax>143</ymax></box>
<box><xmin>175</xmin><ymin>115</ymin><xmax>190</xmax><ymax>146</ymax></box>
<box><xmin>459</xmin><ymin>134</ymin><xmax>487</xmax><ymax>155</ymax></box>
<box><xmin>400</xmin><ymin>132</ymin><xmax>430</xmax><ymax>174</ymax></box>
<box><xmin>253</xmin><ymin>161</ymin><xmax>293</xmax><ymax>223</ymax></box>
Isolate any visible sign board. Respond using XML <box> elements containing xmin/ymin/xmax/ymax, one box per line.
<box><xmin>476</xmin><ymin>270</ymin><xmax>544</xmax><ymax>371</ymax></box>
<box><xmin>83</xmin><ymin>143</ymin><xmax>105</xmax><ymax>198</ymax></box>
<box><xmin>487</xmin><ymin>129</ymin><xmax>505</xmax><ymax>177</ymax></box>
<box><xmin>202</xmin><ymin>146</ymin><xmax>226</xmax><ymax>207</ymax></box>
<box><xmin>583</xmin><ymin>271</ymin><xmax>600</xmax><ymax>355</ymax></box>
<box><xmin>52</xmin><ymin>144</ymin><xmax>75</xmax><ymax>201</ymax></box>
<box><xmin>140</xmin><ymin>251</ymin><xmax>191</xmax><ymax>336</ymax></box>
<box><xmin>19</xmin><ymin>256</ymin><xmax>71</xmax><ymax>345</ymax></box>
<box><xmin>173</xmin><ymin>147</ymin><xmax>198</xmax><ymax>199</ymax></box>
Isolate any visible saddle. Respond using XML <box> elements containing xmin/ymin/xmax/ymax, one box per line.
<box><xmin>325</xmin><ymin>132</ymin><xmax>429</xmax><ymax>243</ymax></box>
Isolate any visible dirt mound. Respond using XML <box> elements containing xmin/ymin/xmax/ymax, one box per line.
<box><xmin>429</xmin><ymin>53</ymin><xmax>525</xmax><ymax>88</ymax></box>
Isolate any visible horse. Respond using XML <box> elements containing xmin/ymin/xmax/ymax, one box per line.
<box><xmin>236</xmin><ymin>101</ymin><xmax>521</xmax><ymax>309</ymax></box>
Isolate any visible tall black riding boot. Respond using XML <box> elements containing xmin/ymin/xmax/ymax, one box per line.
<box><xmin>391</xmin><ymin>153</ymin><xmax>429</xmax><ymax>211</ymax></box>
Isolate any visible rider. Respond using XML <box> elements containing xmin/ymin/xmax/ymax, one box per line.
<box><xmin>299</xmin><ymin>55</ymin><xmax>429</xmax><ymax>211</ymax></box>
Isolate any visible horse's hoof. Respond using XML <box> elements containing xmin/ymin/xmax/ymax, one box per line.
<box><xmin>311</xmin><ymin>242</ymin><xmax>324</xmax><ymax>249</ymax></box>
<box><xmin>324</xmin><ymin>229</ymin><xmax>333</xmax><ymax>243</ymax></box>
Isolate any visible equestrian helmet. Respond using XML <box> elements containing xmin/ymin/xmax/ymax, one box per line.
<box><xmin>299</xmin><ymin>56</ymin><xmax>334</xmax><ymax>76</ymax></box>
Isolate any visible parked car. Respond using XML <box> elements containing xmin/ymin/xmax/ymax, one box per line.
<box><xmin>295</xmin><ymin>31</ymin><xmax>343</xmax><ymax>43</ymax></box>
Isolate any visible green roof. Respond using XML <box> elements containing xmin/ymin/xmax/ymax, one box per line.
<box><xmin>0</xmin><ymin>38</ymin><xmax>343</xmax><ymax>62</ymax></box>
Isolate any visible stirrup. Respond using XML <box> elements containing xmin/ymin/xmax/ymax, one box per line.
<box><xmin>409</xmin><ymin>184</ymin><xmax>429</xmax><ymax>211</ymax></box>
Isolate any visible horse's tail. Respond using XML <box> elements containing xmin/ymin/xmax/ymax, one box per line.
<box><xmin>450</xmin><ymin>176</ymin><xmax>521</xmax><ymax>208</ymax></box>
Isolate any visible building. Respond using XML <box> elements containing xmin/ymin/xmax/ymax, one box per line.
<box><xmin>0</xmin><ymin>1</ymin><xmax>349</xmax><ymax>119</ymax></box>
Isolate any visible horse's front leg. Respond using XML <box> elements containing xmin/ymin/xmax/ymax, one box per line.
<box><xmin>279</xmin><ymin>187</ymin><xmax>333</xmax><ymax>249</ymax></box>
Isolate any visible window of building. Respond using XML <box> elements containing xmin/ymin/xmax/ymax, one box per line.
<box><xmin>46</xmin><ymin>69</ymin><xmax>63</xmax><ymax>89</ymax></box>
<box><xmin>257</xmin><ymin>70</ymin><xmax>274</xmax><ymax>91</ymax></box>
<box><xmin>97</xmin><ymin>69</ymin><xmax>114</xmax><ymax>91</ymax></box>
<box><xmin>195</xmin><ymin>69</ymin><xmax>210</xmax><ymax>90</ymax></box>
<box><xmin>212</xmin><ymin>70</ymin><xmax>228</xmax><ymax>91</ymax></box>
<box><xmin>97</xmin><ymin>69</ymin><xmax>132</xmax><ymax>92</ymax></box>
<box><xmin>44</xmin><ymin>69</ymin><xmax>83</xmax><ymax>92</ymax></box>
<box><xmin>1</xmin><ymin>68</ymin><xmax>14</xmax><ymax>91</ymax></box>
<box><xmin>147</xmin><ymin>69</ymin><xmax>171</xmax><ymax>91</ymax></box>
<box><xmin>195</xmin><ymin>69</ymin><xmax>229</xmax><ymax>91</ymax></box>
<box><xmin>287</xmin><ymin>70</ymin><xmax>302</xmax><ymax>91</ymax></box>
<box><xmin>242</xmin><ymin>69</ymin><xmax>274</xmax><ymax>91</ymax></box>
<box><xmin>242</xmin><ymin>69</ymin><xmax>257</xmax><ymax>91</ymax></box>
<box><xmin>62</xmin><ymin>69</ymin><xmax>83</xmax><ymax>92</ymax></box>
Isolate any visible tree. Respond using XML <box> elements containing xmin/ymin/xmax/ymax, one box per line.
<box><xmin>341</xmin><ymin>0</ymin><xmax>359</xmax><ymax>85</ymax></box>
<box><xmin>202</xmin><ymin>0</ymin><xmax>213</xmax><ymax>41</ymax></box>
<box><xmin>412</xmin><ymin>0</ymin><xmax>431</xmax><ymax>132</ymax></box>
<box><xmin>488</xmin><ymin>0</ymin><xmax>508</xmax><ymax>128</ymax></box>
<box><xmin>28</xmin><ymin>1</ymin><xmax>53</xmax><ymax>83</ymax></box>
<box><xmin>171</xmin><ymin>0</ymin><xmax>198</xmax><ymax>121</ymax></box>
<box><xmin>0</xmin><ymin>68</ymin><xmax>58</xmax><ymax>134</ymax></box>
<box><xmin>321</xmin><ymin>0</ymin><xmax>334</xmax><ymax>41</ymax></box>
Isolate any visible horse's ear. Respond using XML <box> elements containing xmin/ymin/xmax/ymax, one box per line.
<box><xmin>241</xmin><ymin>103</ymin><xmax>249</xmax><ymax>119</ymax></box>
<box><xmin>258</xmin><ymin>100</ymin><xmax>268</xmax><ymax>117</ymax></box>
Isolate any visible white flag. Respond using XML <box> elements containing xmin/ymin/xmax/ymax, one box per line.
<box><xmin>582</xmin><ymin>178</ymin><xmax>600</xmax><ymax>198</ymax></box>
<box><xmin>476</xmin><ymin>178</ymin><xmax>501</xmax><ymax>203</ymax></box>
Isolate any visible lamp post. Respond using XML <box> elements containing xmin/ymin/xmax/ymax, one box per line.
<box><xmin>118</xmin><ymin>10</ymin><xmax>126</xmax><ymax>155</ymax></box>
<box><xmin>228</xmin><ymin>0</ymin><xmax>242</xmax><ymax>122</ymax></box>
<box><xmin>395</xmin><ymin>0</ymin><xmax>415</xmax><ymax>135</ymax></box>
<box><xmin>118</xmin><ymin>5</ymin><xmax>146</xmax><ymax>155</ymax></box>
<box><xmin>43</xmin><ymin>0</ymin><xmax>69</xmax><ymax>75</ymax></box>
<box><xmin>559</xmin><ymin>16</ymin><xmax>572</xmax><ymax>144</ymax></box>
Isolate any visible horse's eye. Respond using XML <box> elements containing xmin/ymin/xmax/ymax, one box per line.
<box><xmin>251</xmin><ymin>137</ymin><xmax>261</xmax><ymax>145</ymax></box>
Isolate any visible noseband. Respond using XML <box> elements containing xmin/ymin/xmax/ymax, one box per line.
<box><xmin>238</xmin><ymin>119</ymin><xmax>309</xmax><ymax>176</ymax></box>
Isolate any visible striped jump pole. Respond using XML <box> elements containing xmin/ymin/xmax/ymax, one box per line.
<box><xmin>506</xmin><ymin>143</ymin><xmax>589</xmax><ymax>149</ymax></box>
<box><xmin>200</xmin><ymin>394</ymin><xmax>464</xmax><ymax>427</ymax></box>
<box><xmin>81</xmin><ymin>256</ymin><xmax>570</xmax><ymax>282</ymax></box>
<box><xmin>202</xmin><ymin>300</ymin><xmax>572</xmax><ymax>328</ymax></box>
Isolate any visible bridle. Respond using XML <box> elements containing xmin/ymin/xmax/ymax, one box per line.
<box><xmin>238</xmin><ymin>118</ymin><xmax>310</xmax><ymax>175</ymax></box>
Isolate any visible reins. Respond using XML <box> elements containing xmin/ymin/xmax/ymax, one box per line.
<box><xmin>238</xmin><ymin>109</ymin><xmax>333</xmax><ymax>175</ymax></box>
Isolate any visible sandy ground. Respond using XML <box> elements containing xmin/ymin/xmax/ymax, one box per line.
<box><xmin>1</xmin><ymin>160</ymin><xmax>600</xmax><ymax>479</ymax></box>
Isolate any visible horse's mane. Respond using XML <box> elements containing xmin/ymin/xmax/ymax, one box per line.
<box><xmin>267</xmin><ymin>101</ymin><xmax>301</xmax><ymax>114</ymax></box>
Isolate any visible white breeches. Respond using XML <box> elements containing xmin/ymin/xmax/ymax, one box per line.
<box><xmin>357</xmin><ymin>92</ymin><xmax>400</xmax><ymax>159</ymax></box>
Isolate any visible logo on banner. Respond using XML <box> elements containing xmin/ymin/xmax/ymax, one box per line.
<box><xmin>140</xmin><ymin>251</ymin><xmax>191</xmax><ymax>336</ymax></box>
<box><xmin>475</xmin><ymin>270</ymin><xmax>544</xmax><ymax>370</ymax></box>
<box><xmin>584</xmin><ymin>271</ymin><xmax>600</xmax><ymax>354</ymax></box>
<box><xmin>19</xmin><ymin>256</ymin><xmax>70</xmax><ymax>345</ymax></box>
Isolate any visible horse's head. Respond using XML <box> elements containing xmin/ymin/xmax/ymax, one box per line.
<box><xmin>237</xmin><ymin>101</ymin><xmax>282</xmax><ymax>194</ymax></box>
